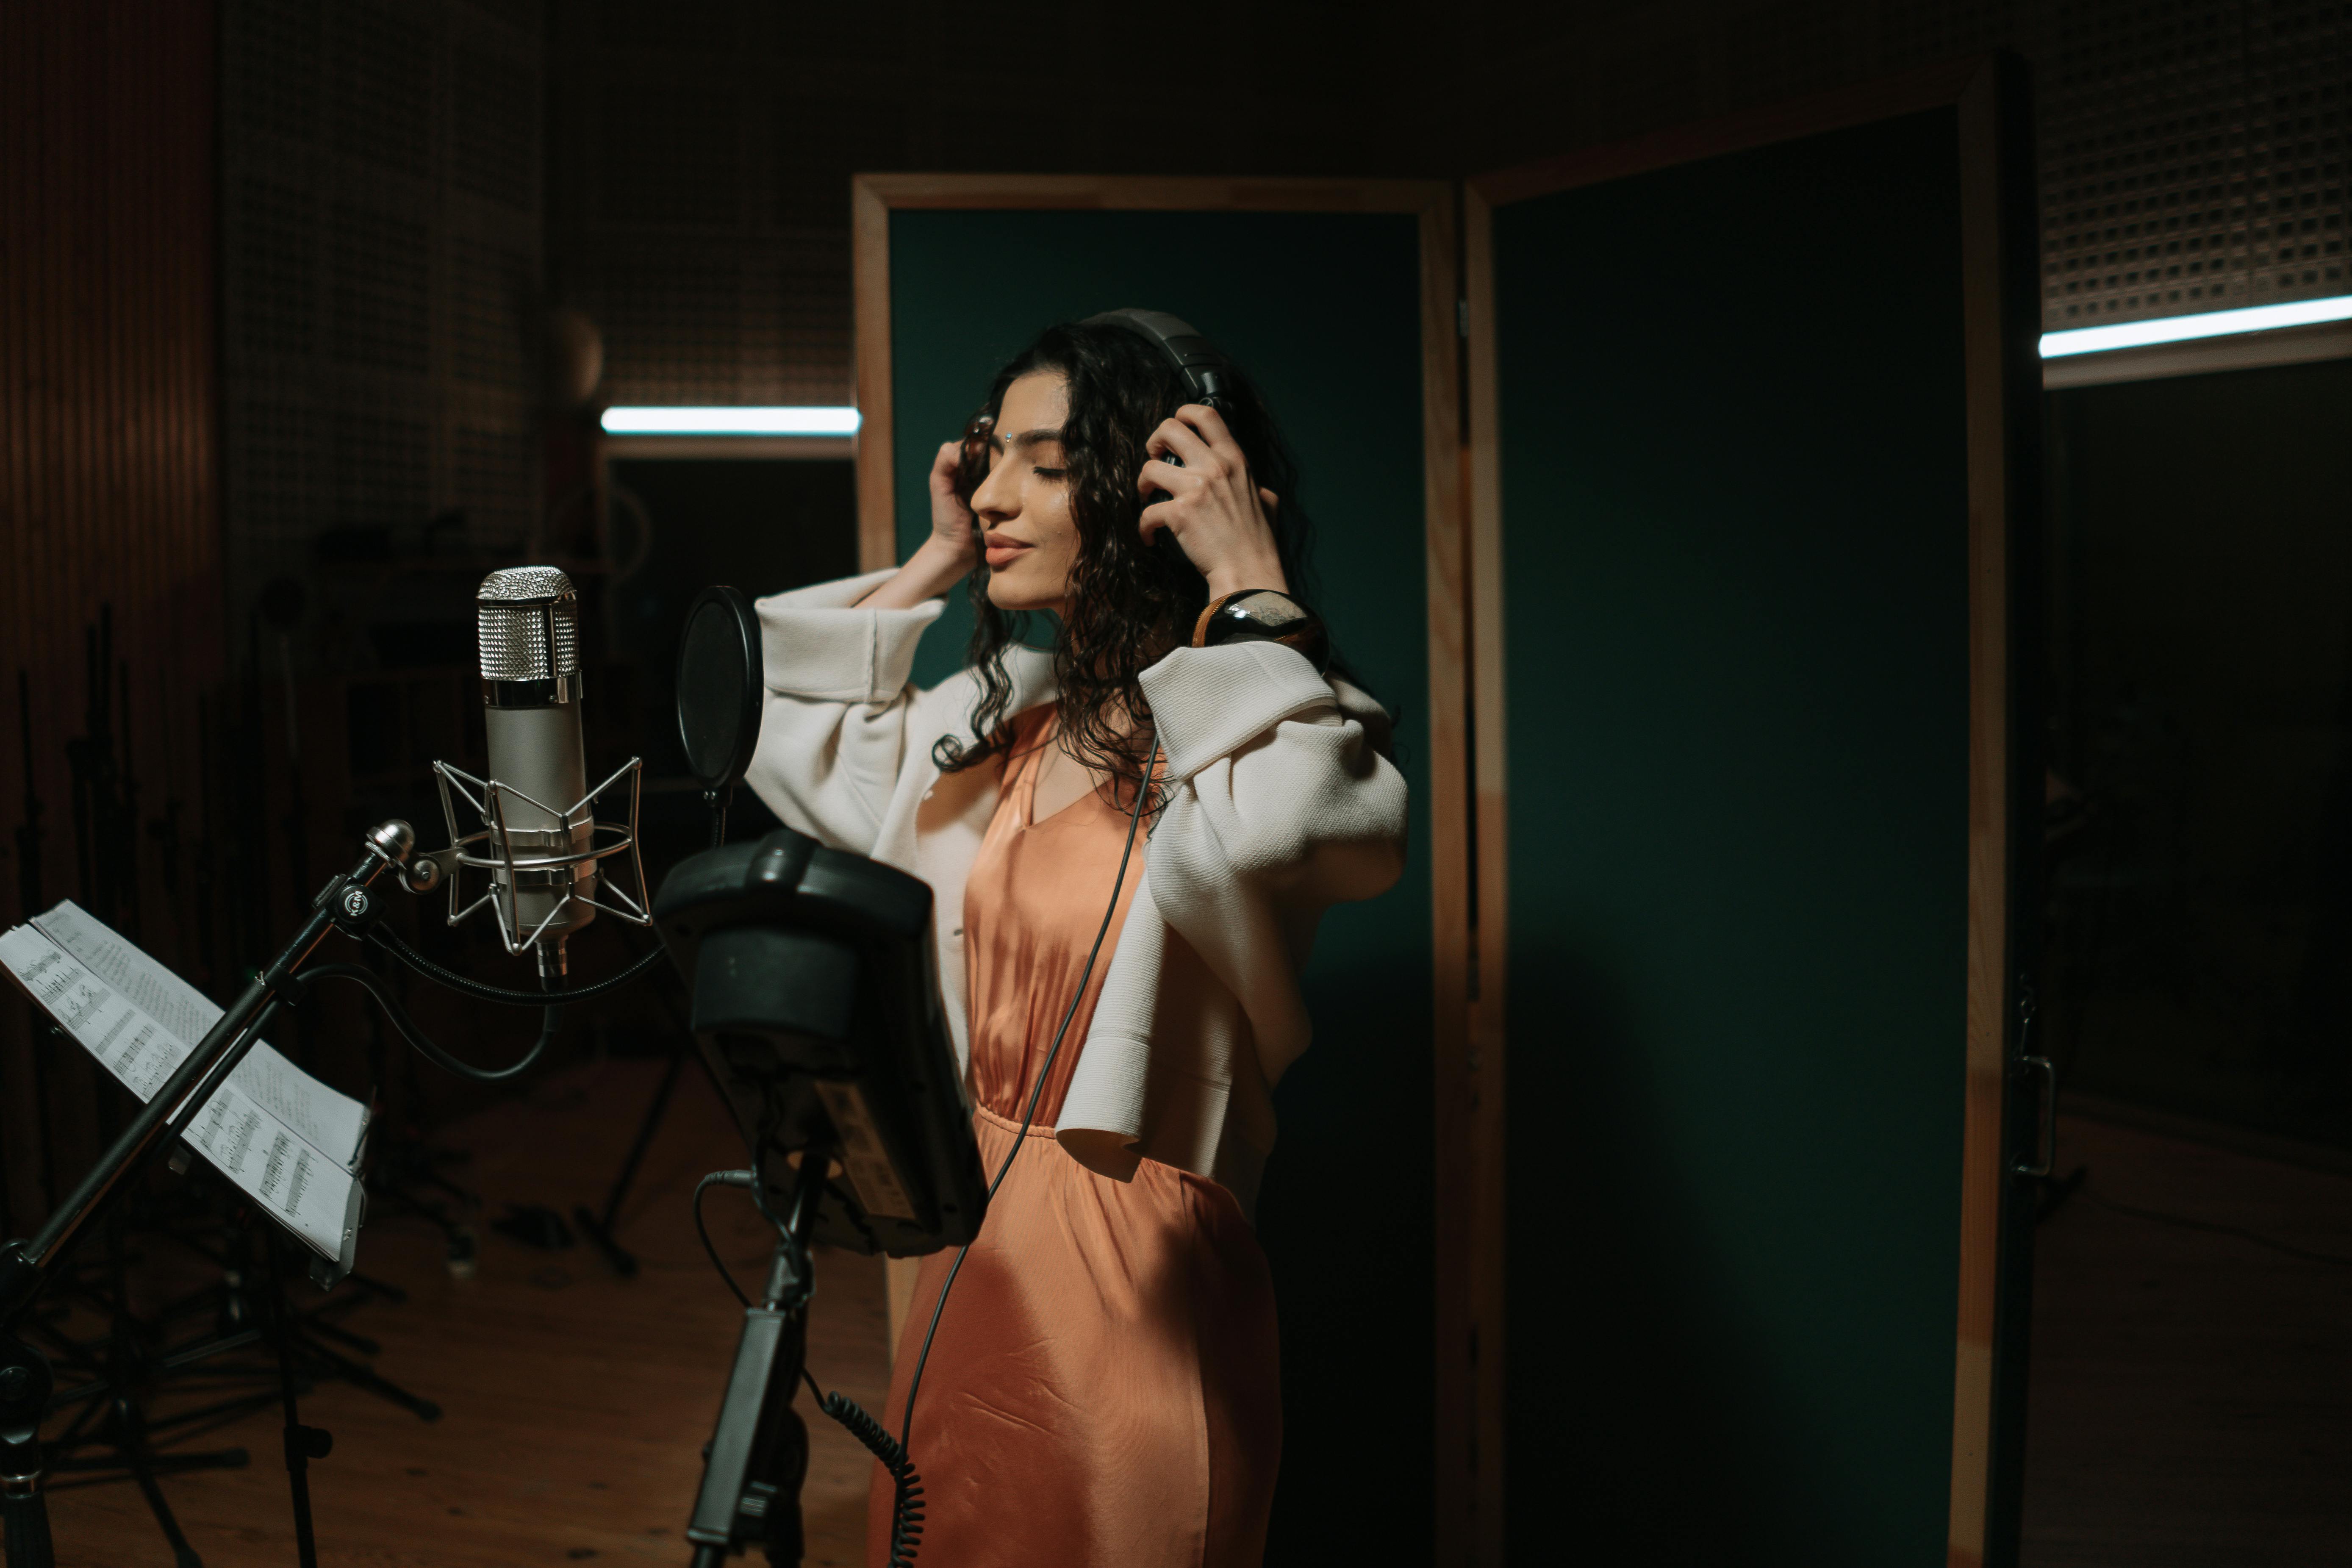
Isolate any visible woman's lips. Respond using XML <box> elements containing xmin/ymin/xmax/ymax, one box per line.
<box><xmin>984</xmin><ymin>534</ymin><xmax>1031</xmax><ymax>569</ymax></box>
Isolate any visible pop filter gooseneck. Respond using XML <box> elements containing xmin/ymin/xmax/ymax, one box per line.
<box><xmin>676</xmin><ymin>586</ymin><xmax>763</xmax><ymax>847</ymax></box>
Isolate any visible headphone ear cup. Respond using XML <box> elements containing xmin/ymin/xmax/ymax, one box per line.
<box><xmin>955</xmin><ymin>414</ymin><xmax>993</xmax><ymax>503</ymax></box>
<box><xmin>1134</xmin><ymin>446</ymin><xmax>1196</xmax><ymax>573</ymax></box>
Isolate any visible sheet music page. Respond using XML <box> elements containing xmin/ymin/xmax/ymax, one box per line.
<box><xmin>32</xmin><ymin>900</ymin><xmax>217</xmax><ymax>1047</ymax></box>
<box><xmin>31</xmin><ymin>901</ymin><xmax>371</xmax><ymax>1169</ymax></box>
<box><xmin>0</xmin><ymin>923</ymin><xmax>361</xmax><ymax>1262</ymax></box>
<box><xmin>183</xmin><ymin>1078</ymin><xmax>360</xmax><ymax>1260</ymax></box>
<box><xmin>0</xmin><ymin>924</ymin><xmax>197</xmax><ymax>1101</ymax></box>
<box><xmin>233</xmin><ymin>1041</ymin><xmax>370</xmax><ymax>1173</ymax></box>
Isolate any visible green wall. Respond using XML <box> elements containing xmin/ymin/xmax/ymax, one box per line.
<box><xmin>886</xmin><ymin>208</ymin><xmax>1435</xmax><ymax>1557</ymax></box>
<box><xmin>1491</xmin><ymin>110</ymin><xmax>1973</xmax><ymax>1563</ymax></box>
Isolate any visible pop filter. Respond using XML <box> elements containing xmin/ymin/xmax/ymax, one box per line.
<box><xmin>676</xmin><ymin>586</ymin><xmax>763</xmax><ymax>796</ymax></box>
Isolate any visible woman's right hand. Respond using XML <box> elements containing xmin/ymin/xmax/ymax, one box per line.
<box><xmin>926</xmin><ymin>438</ymin><xmax>980</xmax><ymax>561</ymax></box>
<box><xmin>857</xmin><ymin>441</ymin><xmax>980</xmax><ymax>609</ymax></box>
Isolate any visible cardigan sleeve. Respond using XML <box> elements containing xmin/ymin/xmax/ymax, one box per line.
<box><xmin>1138</xmin><ymin>641</ymin><xmax>1408</xmax><ymax>906</ymax></box>
<box><xmin>1131</xmin><ymin>641</ymin><xmax>1409</xmax><ymax>1084</ymax></box>
<box><xmin>740</xmin><ymin>570</ymin><xmax>945</xmax><ymax>857</ymax></box>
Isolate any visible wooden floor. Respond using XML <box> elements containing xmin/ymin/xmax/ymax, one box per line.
<box><xmin>2022</xmin><ymin>1113</ymin><xmax>2352</xmax><ymax>1566</ymax></box>
<box><xmin>42</xmin><ymin>1091</ymin><xmax>2351</xmax><ymax>1566</ymax></box>
<box><xmin>40</xmin><ymin>1056</ymin><xmax>892</xmax><ymax>1568</ymax></box>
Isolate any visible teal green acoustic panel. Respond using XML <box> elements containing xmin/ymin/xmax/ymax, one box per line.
<box><xmin>1489</xmin><ymin>106</ymin><xmax>2005</xmax><ymax>1565</ymax></box>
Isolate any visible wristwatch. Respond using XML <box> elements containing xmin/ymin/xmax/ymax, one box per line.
<box><xmin>1190</xmin><ymin>589</ymin><xmax>1330</xmax><ymax>674</ymax></box>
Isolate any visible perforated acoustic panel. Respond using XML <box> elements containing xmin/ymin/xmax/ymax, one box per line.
<box><xmin>546</xmin><ymin>1</ymin><xmax>2349</xmax><ymax>415</ymax></box>
<box><xmin>1548</xmin><ymin>0</ymin><xmax>2350</xmax><ymax>334</ymax></box>
<box><xmin>547</xmin><ymin>1</ymin><xmax>868</xmax><ymax>412</ymax></box>
<box><xmin>221</xmin><ymin>0</ymin><xmax>545</xmax><ymax>630</ymax></box>
<box><xmin>1573</xmin><ymin>0</ymin><xmax>2349</xmax><ymax>332</ymax></box>
<box><xmin>2038</xmin><ymin>1</ymin><xmax>2349</xmax><ymax>325</ymax></box>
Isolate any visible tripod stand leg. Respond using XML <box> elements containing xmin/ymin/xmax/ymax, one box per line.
<box><xmin>300</xmin><ymin>1317</ymin><xmax>379</xmax><ymax>1358</ymax></box>
<box><xmin>264</xmin><ymin>1236</ymin><xmax>328</xmax><ymax>1568</ymax></box>
<box><xmin>97</xmin><ymin>1218</ymin><xmax>202</xmax><ymax>1567</ymax></box>
<box><xmin>331</xmin><ymin>1271</ymin><xmax>407</xmax><ymax>1308</ymax></box>
<box><xmin>286</xmin><ymin>1330</ymin><xmax>439</xmax><ymax>1423</ymax></box>
<box><xmin>111</xmin><ymin>1396</ymin><xmax>201</xmax><ymax>1568</ymax></box>
<box><xmin>575</xmin><ymin>1042</ymin><xmax>691</xmax><ymax>1279</ymax></box>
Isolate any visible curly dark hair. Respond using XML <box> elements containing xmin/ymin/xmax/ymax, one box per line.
<box><xmin>930</xmin><ymin>318</ymin><xmax>1317</xmax><ymax>794</ymax></box>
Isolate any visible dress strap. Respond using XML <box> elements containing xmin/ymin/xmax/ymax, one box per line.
<box><xmin>1005</xmin><ymin>708</ymin><xmax>1055</xmax><ymax>823</ymax></box>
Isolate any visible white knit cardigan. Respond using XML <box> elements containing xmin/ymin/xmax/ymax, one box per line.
<box><xmin>743</xmin><ymin>569</ymin><xmax>1408</xmax><ymax>1217</ymax></box>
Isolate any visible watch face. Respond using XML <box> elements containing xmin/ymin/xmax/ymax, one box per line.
<box><xmin>1229</xmin><ymin>591</ymin><xmax>1308</xmax><ymax>630</ymax></box>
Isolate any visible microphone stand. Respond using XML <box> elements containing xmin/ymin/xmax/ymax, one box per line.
<box><xmin>684</xmin><ymin>1141</ymin><xmax>827</xmax><ymax>1567</ymax></box>
<box><xmin>0</xmin><ymin>820</ymin><xmax>430</xmax><ymax>1568</ymax></box>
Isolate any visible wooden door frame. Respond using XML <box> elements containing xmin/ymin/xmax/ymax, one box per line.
<box><xmin>1462</xmin><ymin>56</ymin><xmax>2037</xmax><ymax>1568</ymax></box>
<box><xmin>849</xmin><ymin>171</ymin><xmax>1476</xmax><ymax>1559</ymax></box>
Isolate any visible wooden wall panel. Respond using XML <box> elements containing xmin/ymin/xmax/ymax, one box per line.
<box><xmin>0</xmin><ymin>0</ymin><xmax>222</xmax><ymax>1231</ymax></box>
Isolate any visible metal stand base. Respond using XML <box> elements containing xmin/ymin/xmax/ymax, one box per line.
<box><xmin>44</xmin><ymin>1390</ymin><xmax>220</xmax><ymax>1568</ymax></box>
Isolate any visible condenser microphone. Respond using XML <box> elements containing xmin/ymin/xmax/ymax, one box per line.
<box><xmin>479</xmin><ymin>568</ymin><xmax>597</xmax><ymax>972</ymax></box>
<box><xmin>427</xmin><ymin>567</ymin><xmax>651</xmax><ymax>976</ymax></box>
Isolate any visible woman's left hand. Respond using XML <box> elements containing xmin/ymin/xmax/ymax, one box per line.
<box><xmin>1137</xmin><ymin>404</ymin><xmax>1288</xmax><ymax>602</ymax></box>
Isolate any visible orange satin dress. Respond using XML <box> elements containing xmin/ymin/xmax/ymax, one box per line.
<box><xmin>868</xmin><ymin>709</ymin><xmax>1281</xmax><ymax>1567</ymax></box>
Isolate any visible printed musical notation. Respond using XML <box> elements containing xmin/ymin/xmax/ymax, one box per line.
<box><xmin>0</xmin><ymin>913</ymin><xmax>363</xmax><ymax>1267</ymax></box>
<box><xmin>31</xmin><ymin>901</ymin><xmax>369</xmax><ymax>1169</ymax></box>
<box><xmin>18</xmin><ymin>944</ymin><xmax>112</xmax><ymax>1034</ymax></box>
<box><xmin>5</xmin><ymin>937</ymin><xmax>189</xmax><ymax>1101</ymax></box>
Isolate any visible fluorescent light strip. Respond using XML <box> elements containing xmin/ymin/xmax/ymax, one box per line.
<box><xmin>600</xmin><ymin>406</ymin><xmax>863</xmax><ymax>436</ymax></box>
<box><xmin>2040</xmin><ymin>294</ymin><xmax>2352</xmax><ymax>359</ymax></box>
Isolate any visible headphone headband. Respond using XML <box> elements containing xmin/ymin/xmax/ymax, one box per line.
<box><xmin>1080</xmin><ymin>308</ymin><xmax>1231</xmax><ymax>408</ymax></box>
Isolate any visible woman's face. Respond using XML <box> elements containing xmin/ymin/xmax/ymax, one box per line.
<box><xmin>970</xmin><ymin>371</ymin><xmax>1079</xmax><ymax>615</ymax></box>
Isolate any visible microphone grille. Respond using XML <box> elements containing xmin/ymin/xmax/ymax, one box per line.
<box><xmin>477</xmin><ymin>567</ymin><xmax>579</xmax><ymax>681</ymax></box>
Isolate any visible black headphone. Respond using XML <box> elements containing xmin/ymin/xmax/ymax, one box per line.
<box><xmin>1081</xmin><ymin>308</ymin><xmax>1231</xmax><ymax>410</ymax></box>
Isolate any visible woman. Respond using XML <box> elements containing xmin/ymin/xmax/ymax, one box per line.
<box><xmin>744</xmin><ymin>318</ymin><xmax>1407</xmax><ymax>1567</ymax></box>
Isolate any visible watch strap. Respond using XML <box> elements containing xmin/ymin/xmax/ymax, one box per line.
<box><xmin>1190</xmin><ymin>589</ymin><xmax>1330</xmax><ymax>673</ymax></box>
